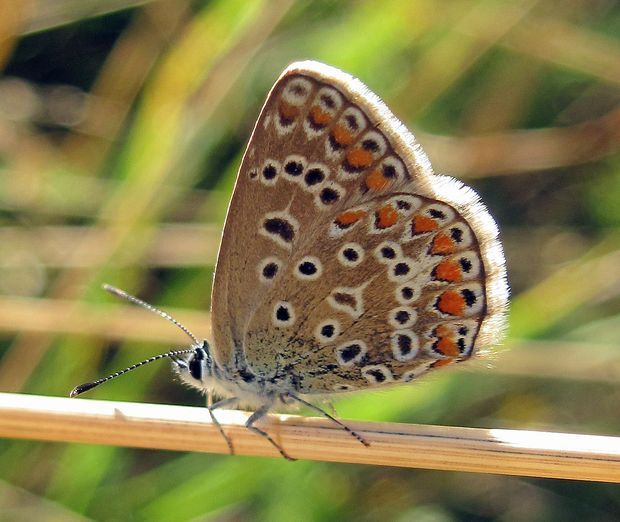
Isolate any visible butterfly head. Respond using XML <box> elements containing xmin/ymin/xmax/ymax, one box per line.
<box><xmin>69</xmin><ymin>285</ymin><xmax>218</xmax><ymax>399</ymax></box>
<box><xmin>173</xmin><ymin>340</ymin><xmax>215</xmax><ymax>388</ymax></box>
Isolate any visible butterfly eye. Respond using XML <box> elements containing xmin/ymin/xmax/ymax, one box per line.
<box><xmin>342</xmin><ymin>107</ymin><xmax>365</xmax><ymax>132</ymax></box>
<box><xmin>344</xmin><ymin>113</ymin><xmax>359</xmax><ymax>130</ymax></box>
<box><xmin>343</xmin><ymin>248</ymin><xmax>358</xmax><ymax>261</ymax></box>
<box><xmin>429</xmin><ymin>224</ymin><xmax>476</xmax><ymax>256</ymax></box>
<box><xmin>263</xmin><ymin>165</ymin><xmax>277</xmax><ymax>179</ymax></box>
<box><xmin>275</xmin><ymin>78</ymin><xmax>313</xmax><ymax>136</ymax></box>
<box><xmin>379</xmin><ymin>246</ymin><xmax>397</xmax><ymax>259</ymax></box>
<box><xmin>451</xmin><ymin>227</ymin><xmax>464</xmax><ymax>242</ymax></box>
<box><xmin>189</xmin><ymin>356</ymin><xmax>203</xmax><ymax>381</ymax></box>
<box><xmin>263</xmin><ymin>218</ymin><xmax>294</xmax><ymax>243</ymax></box>
<box><xmin>320</xmin><ymin>188</ymin><xmax>338</xmax><ymax>203</ymax></box>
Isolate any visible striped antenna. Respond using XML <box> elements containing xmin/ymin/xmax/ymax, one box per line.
<box><xmin>70</xmin><ymin>348</ymin><xmax>195</xmax><ymax>397</ymax></box>
<box><xmin>70</xmin><ymin>284</ymin><xmax>202</xmax><ymax>398</ymax></box>
<box><xmin>102</xmin><ymin>284</ymin><xmax>199</xmax><ymax>345</ymax></box>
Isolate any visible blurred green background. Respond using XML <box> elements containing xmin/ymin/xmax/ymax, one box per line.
<box><xmin>1</xmin><ymin>0</ymin><xmax>619</xmax><ymax>520</ymax></box>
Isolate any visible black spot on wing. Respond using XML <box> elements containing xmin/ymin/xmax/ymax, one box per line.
<box><xmin>263</xmin><ymin>218</ymin><xmax>295</xmax><ymax>243</ymax></box>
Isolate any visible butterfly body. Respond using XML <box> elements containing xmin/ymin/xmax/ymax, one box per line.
<box><xmin>172</xmin><ymin>61</ymin><xmax>508</xmax><ymax>433</ymax></box>
<box><xmin>204</xmin><ymin>62</ymin><xmax>507</xmax><ymax>403</ymax></box>
<box><xmin>176</xmin><ymin>340</ymin><xmax>308</xmax><ymax>410</ymax></box>
<box><xmin>74</xmin><ymin>61</ymin><xmax>508</xmax><ymax>459</ymax></box>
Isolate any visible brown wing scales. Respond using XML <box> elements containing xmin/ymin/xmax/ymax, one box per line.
<box><xmin>211</xmin><ymin>63</ymin><xmax>507</xmax><ymax>394</ymax></box>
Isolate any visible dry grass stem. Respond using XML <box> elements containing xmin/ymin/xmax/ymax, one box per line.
<box><xmin>0</xmin><ymin>393</ymin><xmax>618</xmax><ymax>482</ymax></box>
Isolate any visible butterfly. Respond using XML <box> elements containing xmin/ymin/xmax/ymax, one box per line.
<box><xmin>71</xmin><ymin>61</ymin><xmax>509</xmax><ymax>461</ymax></box>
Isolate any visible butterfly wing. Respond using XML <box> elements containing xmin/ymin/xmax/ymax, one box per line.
<box><xmin>211</xmin><ymin>61</ymin><xmax>508</xmax><ymax>394</ymax></box>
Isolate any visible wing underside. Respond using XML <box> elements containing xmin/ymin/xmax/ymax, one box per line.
<box><xmin>210</xmin><ymin>62</ymin><xmax>508</xmax><ymax>393</ymax></box>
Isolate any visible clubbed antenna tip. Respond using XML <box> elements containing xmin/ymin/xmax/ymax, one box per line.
<box><xmin>70</xmin><ymin>381</ymin><xmax>100</xmax><ymax>397</ymax></box>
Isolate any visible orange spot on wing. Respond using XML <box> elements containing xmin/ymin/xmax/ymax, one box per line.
<box><xmin>346</xmin><ymin>148</ymin><xmax>374</xmax><ymax>169</ymax></box>
<box><xmin>431</xmin><ymin>358</ymin><xmax>454</xmax><ymax>368</ymax></box>
<box><xmin>412</xmin><ymin>215</ymin><xmax>438</xmax><ymax>234</ymax></box>
<box><xmin>431</xmin><ymin>232</ymin><xmax>457</xmax><ymax>254</ymax></box>
<box><xmin>435</xmin><ymin>337</ymin><xmax>460</xmax><ymax>357</ymax></box>
<box><xmin>436</xmin><ymin>324</ymin><xmax>452</xmax><ymax>337</ymax></box>
<box><xmin>332</xmin><ymin>124</ymin><xmax>355</xmax><ymax>146</ymax></box>
<box><xmin>336</xmin><ymin>209</ymin><xmax>367</xmax><ymax>226</ymax></box>
<box><xmin>279</xmin><ymin>101</ymin><xmax>299</xmax><ymax>120</ymax></box>
<box><xmin>310</xmin><ymin>106</ymin><xmax>332</xmax><ymax>126</ymax></box>
<box><xmin>434</xmin><ymin>324</ymin><xmax>461</xmax><ymax>357</ymax></box>
<box><xmin>434</xmin><ymin>324</ymin><xmax>463</xmax><ymax>357</ymax></box>
<box><xmin>434</xmin><ymin>260</ymin><xmax>462</xmax><ymax>282</ymax></box>
<box><xmin>365</xmin><ymin>169</ymin><xmax>390</xmax><ymax>191</ymax></box>
<box><xmin>376</xmin><ymin>205</ymin><xmax>399</xmax><ymax>229</ymax></box>
<box><xmin>436</xmin><ymin>290</ymin><xmax>465</xmax><ymax>316</ymax></box>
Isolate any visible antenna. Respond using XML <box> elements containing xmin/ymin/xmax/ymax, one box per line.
<box><xmin>69</xmin><ymin>348</ymin><xmax>195</xmax><ymax>397</ymax></box>
<box><xmin>69</xmin><ymin>284</ymin><xmax>203</xmax><ymax>398</ymax></box>
<box><xmin>102</xmin><ymin>284</ymin><xmax>200</xmax><ymax>345</ymax></box>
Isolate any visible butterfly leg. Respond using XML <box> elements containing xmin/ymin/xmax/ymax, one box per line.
<box><xmin>287</xmin><ymin>393</ymin><xmax>370</xmax><ymax>448</ymax></box>
<box><xmin>246</xmin><ymin>404</ymin><xmax>296</xmax><ymax>461</ymax></box>
<box><xmin>207</xmin><ymin>397</ymin><xmax>238</xmax><ymax>455</ymax></box>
